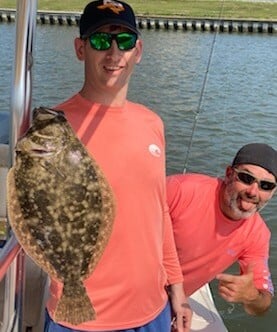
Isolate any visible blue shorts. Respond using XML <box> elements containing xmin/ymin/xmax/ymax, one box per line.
<box><xmin>44</xmin><ymin>302</ymin><xmax>171</xmax><ymax>332</ymax></box>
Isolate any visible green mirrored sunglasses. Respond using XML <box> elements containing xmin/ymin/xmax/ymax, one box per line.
<box><xmin>88</xmin><ymin>32</ymin><xmax>138</xmax><ymax>51</ymax></box>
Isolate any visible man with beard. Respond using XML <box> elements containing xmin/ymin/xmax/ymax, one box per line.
<box><xmin>167</xmin><ymin>143</ymin><xmax>277</xmax><ymax>315</ymax></box>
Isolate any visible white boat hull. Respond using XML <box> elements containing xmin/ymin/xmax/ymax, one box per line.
<box><xmin>189</xmin><ymin>284</ymin><xmax>228</xmax><ymax>331</ymax></box>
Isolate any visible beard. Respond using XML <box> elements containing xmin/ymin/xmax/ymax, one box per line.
<box><xmin>224</xmin><ymin>182</ymin><xmax>267</xmax><ymax>220</ymax></box>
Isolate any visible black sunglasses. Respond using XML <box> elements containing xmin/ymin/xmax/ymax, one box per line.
<box><xmin>88</xmin><ymin>32</ymin><xmax>138</xmax><ymax>51</ymax></box>
<box><xmin>233</xmin><ymin>168</ymin><xmax>277</xmax><ymax>191</ymax></box>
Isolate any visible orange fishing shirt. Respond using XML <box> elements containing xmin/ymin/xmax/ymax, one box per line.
<box><xmin>46</xmin><ymin>94</ymin><xmax>183</xmax><ymax>330</ymax></box>
<box><xmin>167</xmin><ymin>173</ymin><xmax>273</xmax><ymax>297</ymax></box>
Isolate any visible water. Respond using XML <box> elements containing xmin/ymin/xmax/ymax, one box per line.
<box><xmin>1</xmin><ymin>22</ymin><xmax>277</xmax><ymax>331</ymax></box>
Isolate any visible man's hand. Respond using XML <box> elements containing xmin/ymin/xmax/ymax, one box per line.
<box><xmin>216</xmin><ymin>265</ymin><xmax>272</xmax><ymax>315</ymax></box>
<box><xmin>169</xmin><ymin>283</ymin><xmax>192</xmax><ymax>332</ymax></box>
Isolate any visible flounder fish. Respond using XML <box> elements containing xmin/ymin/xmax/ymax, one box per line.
<box><xmin>7</xmin><ymin>107</ymin><xmax>115</xmax><ymax>325</ymax></box>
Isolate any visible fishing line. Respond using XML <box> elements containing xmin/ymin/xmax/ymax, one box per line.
<box><xmin>183</xmin><ymin>0</ymin><xmax>226</xmax><ymax>173</ymax></box>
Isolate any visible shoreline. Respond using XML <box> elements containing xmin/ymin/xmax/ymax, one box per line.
<box><xmin>1</xmin><ymin>9</ymin><xmax>276</xmax><ymax>34</ymax></box>
<box><xmin>1</xmin><ymin>8</ymin><xmax>277</xmax><ymax>21</ymax></box>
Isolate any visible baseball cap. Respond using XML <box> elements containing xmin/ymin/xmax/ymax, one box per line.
<box><xmin>232</xmin><ymin>143</ymin><xmax>277</xmax><ymax>180</ymax></box>
<box><xmin>79</xmin><ymin>0</ymin><xmax>139</xmax><ymax>38</ymax></box>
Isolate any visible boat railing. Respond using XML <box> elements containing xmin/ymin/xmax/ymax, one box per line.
<box><xmin>0</xmin><ymin>1</ymin><xmax>38</xmax><ymax>331</ymax></box>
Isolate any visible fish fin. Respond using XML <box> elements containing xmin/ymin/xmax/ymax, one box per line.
<box><xmin>41</xmin><ymin>159</ymin><xmax>66</xmax><ymax>179</ymax></box>
<box><xmin>54</xmin><ymin>281</ymin><xmax>95</xmax><ymax>325</ymax></box>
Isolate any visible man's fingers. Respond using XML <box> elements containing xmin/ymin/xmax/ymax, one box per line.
<box><xmin>216</xmin><ymin>273</ymin><xmax>236</xmax><ymax>283</ymax></box>
<box><xmin>217</xmin><ymin>263</ymin><xmax>255</xmax><ymax>281</ymax></box>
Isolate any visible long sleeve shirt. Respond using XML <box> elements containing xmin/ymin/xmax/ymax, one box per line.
<box><xmin>167</xmin><ymin>173</ymin><xmax>273</xmax><ymax>297</ymax></box>
<box><xmin>46</xmin><ymin>93</ymin><xmax>183</xmax><ymax>330</ymax></box>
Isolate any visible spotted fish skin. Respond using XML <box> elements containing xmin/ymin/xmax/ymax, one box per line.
<box><xmin>7</xmin><ymin>107</ymin><xmax>115</xmax><ymax>325</ymax></box>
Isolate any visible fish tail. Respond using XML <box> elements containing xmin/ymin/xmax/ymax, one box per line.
<box><xmin>54</xmin><ymin>281</ymin><xmax>95</xmax><ymax>325</ymax></box>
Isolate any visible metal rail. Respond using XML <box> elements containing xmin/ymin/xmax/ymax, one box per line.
<box><xmin>0</xmin><ymin>0</ymin><xmax>37</xmax><ymax>331</ymax></box>
<box><xmin>10</xmin><ymin>0</ymin><xmax>37</xmax><ymax>150</ymax></box>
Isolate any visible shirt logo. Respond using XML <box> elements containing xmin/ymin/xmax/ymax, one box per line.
<box><xmin>98</xmin><ymin>0</ymin><xmax>125</xmax><ymax>15</ymax></box>
<box><xmin>226</xmin><ymin>248</ymin><xmax>236</xmax><ymax>257</ymax></box>
<box><xmin>148</xmin><ymin>144</ymin><xmax>161</xmax><ymax>157</ymax></box>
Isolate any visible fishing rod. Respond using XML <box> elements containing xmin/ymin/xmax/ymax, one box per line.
<box><xmin>183</xmin><ymin>0</ymin><xmax>226</xmax><ymax>173</ymax></box>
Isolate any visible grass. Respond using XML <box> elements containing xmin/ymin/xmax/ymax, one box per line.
<box><xmin>0</xmin><ymin>1</ymin><xmax>276</xmax><ymax>20</ymax></box>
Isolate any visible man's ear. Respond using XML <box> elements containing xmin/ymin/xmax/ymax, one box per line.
<box><xmin>134</xmin><ymin>39</ymin><xmax>143</xmax><ymax>64</ymax></box>
<box><xmin>225</xmin><ymin>165</ymin><xmax>233</xmax><ymax>183</ymax></box>
<box><xmin>226</xmin><ymin>166</ymin><xmax>233</xmax><ymax>176</ymax></box>
<box><xmin>74</xmin><ymin>37</ymin><xmax>86</xmax><ymax>61</ymax></box>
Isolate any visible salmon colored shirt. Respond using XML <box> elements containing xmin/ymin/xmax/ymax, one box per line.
<box><xmin>46</xmin><ymin>93</ymin><xmax>183</xmax><ymax>330</ymax></box>
<box><xmin>167</xmin><ymin>173</ymin><xmax>274</xmax><ymax>297</ymax></box>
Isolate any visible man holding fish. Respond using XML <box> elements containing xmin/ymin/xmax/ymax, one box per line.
<box><xmin>42</xmin><ymin>1</ymin><xmax>191</xmax><ymax>331</ymax></box>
